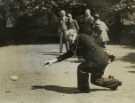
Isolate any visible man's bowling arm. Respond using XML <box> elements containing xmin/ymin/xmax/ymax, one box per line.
<box><xmin>44</xmin><ymin>50</ymin><xmax>74</xmax><ymax>66</ymax></box>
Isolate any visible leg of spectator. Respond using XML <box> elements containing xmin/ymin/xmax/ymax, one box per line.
<box><xmin>60</xmin><ymin>32</ymin><xmax>64</xmax><ymax>53</ymax></box>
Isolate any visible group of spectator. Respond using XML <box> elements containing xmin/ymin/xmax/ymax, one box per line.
<box><xmin>58</xmin><ymin>9</ymin><xmax>79</xmax><ymax>53</ymax></box>
<box><xmin>58</xmin><ymin>8</ymin><xmax>110</xmax><ymax>55</ymax></box>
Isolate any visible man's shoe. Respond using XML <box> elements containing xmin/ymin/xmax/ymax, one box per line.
<box><xmin>79</xmin><ymin>89</ymin><xmax>90</xmax><ymax>93</ymax></box>
<box><xmin>110</xmin><ymin>81</ymin><xmax>122</xmax><ymax>90</ymax></box>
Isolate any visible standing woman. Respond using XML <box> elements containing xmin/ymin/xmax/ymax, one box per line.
<box><xmin>94</xmin><ymin>14</ymin><xmax>115</xmax><ymax>62</ymax></box>
<box><xmin>94</xmin><ymin>14</ymin><xmax>110</xmax><ymax>47</ymax></box>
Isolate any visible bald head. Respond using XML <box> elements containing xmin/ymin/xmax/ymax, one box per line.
<box><xmin>85</xmin><ymin>9</ymin><xmax>92</xmax><ymax>16</ymax></box>
<box><xmin>60</xmin><ymin>10</ymin><xmax>66</xmax><ymax>17</ymax></box>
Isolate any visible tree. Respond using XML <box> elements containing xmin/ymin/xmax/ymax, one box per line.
<box><xmin>0</xmin><ymin>0</ymin><xmax>86</xmax><ymax>29</ymax></box>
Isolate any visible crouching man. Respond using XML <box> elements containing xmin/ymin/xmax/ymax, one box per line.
<box><xmin>44</xmin><ymin>32</ymin><xmax>122</xmax><ymax>93</ymax></box>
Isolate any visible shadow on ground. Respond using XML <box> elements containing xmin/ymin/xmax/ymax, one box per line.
<box><xmin>121</xmin><ymin>45</ymin><xmax>135</xmax><ymax>50</ymax></box>
<box><xmin>128</xmin><ymin>71</ymin><xmax>135</xmax><ymax>73</ymax></box>
<box><xmin>119</xmin><ymin>53</ymin><xmax>135</xmax><ymax>64</ymax></box>
<box><xmin>127</xmin><ymin>66</ymin><xmax>135</xmax><ymax>74</ymax></box>
<box><xmin>0</xmin><ymin>35</ymin><xmax>59</xmax><ymax>47</ymax></box>
<box><xmin>40</xmin><ymin>52</ymin><xmax>62</xmax><ymax>56</ymax></box>
<box><xmin>32</xmin><ymin>85</ymin><xmax>110</xmax><ymax>94</ymax></box>
<box><xmin>119</xmin><ymin>53</ymin><xmax>135</xmax><ymax>73</ymax></box>
<box><xmin>0</xmin><ymin>28</ymin><xmax>59</xmax><ymax>47</ymax></box>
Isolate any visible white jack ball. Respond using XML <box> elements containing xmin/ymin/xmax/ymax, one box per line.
<box><xmin>10</xmin><ymin>75</ymin><xmax>19</xmax><ymax>81</ymax></box>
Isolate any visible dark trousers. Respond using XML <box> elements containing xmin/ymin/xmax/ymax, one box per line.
<box><xmin>77</xmin><ymin>61</ymin><xmax>121</xmax><ymax>91</ymax></box>
<box><xmin>77</xmin><ymin>62</ymin><xmax>106</xmax><ymax>91</ymax></box>
<box><xmin>59</xmin><ymin>32</ymin><xmax>70</xmax><ymax>53</ymax></box>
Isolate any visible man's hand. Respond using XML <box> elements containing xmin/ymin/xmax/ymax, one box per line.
<box><xmin>44</xmin><ymin>58</ymin><xmax>58</xmax><ymax>66</ymax></box>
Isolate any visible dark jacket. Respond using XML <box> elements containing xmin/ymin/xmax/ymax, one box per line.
<box><xmin>57</xmin><ymin>34</ymin><xmax>109</xmax><ymax>65</ymax></box>
<box><xmin>80</xmin><ymin>16</ymin><xmax>94</xmax><ymax>35</ymax></box>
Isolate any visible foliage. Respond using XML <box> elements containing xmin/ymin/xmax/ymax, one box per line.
<box><xmin>0</xmin><ymin>0</ymin><xmax>135</xmax><ymax>28</ymax></box>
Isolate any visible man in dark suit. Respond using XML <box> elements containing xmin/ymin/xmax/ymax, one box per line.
<box><xmin>44</xmin><ymin>33</ymin><xmax>122</xmax><ymax>93</ymax></box>
<box><xmin>79</xmin><ymin>9</ymin><xmax>94</xmax><ymax>35</ymax></box>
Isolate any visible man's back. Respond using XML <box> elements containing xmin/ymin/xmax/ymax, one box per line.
<box><xmin>57</xmin><ymin>34</ymin><xmax>109</xmax><ymax>65</ymax></box>
<box><xmin>78</xmin><ymin>34</ymin><xmax>109</xmax><ymax>65</ymax></box>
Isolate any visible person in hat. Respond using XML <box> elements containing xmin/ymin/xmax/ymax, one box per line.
<box><xmin>44</xmin><ymin>32</ymin><xmax>122</xmax><ymax>93</ymax></box>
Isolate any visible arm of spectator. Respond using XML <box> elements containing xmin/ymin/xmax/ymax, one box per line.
<box><xmin>57</xmin><ymin>50</ymin><xmax>74</xmax><ymax>61</ymax></box>
<box><xmin>74</xmin><ymin>20</ymin><xmax>80</xmax><ymax>32</ymax></box>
